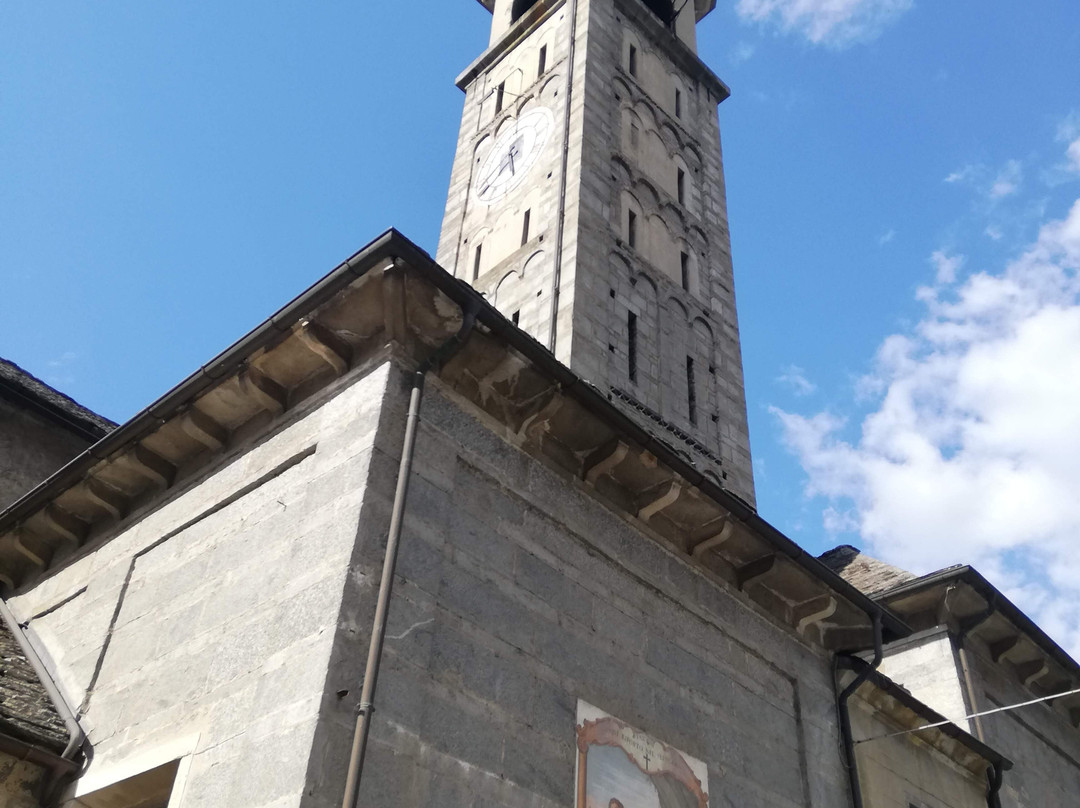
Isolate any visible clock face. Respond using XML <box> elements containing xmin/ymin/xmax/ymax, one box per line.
<box><xmin>474</xmin><ymin>106</ymin><xmax>555</xmax><ymax>204</ymax></box>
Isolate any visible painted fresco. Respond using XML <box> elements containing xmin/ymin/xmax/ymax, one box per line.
<box><xmin>575</xmin><ymin>701</ymin><xmax>709</xmax><ymax>808</ymax></box>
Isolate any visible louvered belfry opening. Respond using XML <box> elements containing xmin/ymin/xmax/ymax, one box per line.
<box><xmin>511</xmin><ymin>0</ymin><xmax>541</xmax><ymax>22</ymax></box>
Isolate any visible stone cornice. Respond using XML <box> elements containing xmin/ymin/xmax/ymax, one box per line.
<box><xmin>0</xmin><ymin>229</ymin><xmax>907</xmax><ymax>652</ymax></box>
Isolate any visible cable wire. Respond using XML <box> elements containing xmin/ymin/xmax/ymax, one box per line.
<box><xmin>854</xmin><ymin>686</ymin><xmax>1080</xmax><ymax>744</ymax></box>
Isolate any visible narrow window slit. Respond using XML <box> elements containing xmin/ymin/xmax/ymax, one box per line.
<box><xmin>686</xmin><ymin>356</ymin><xmax>697</xmax><ymax>423</ymax></box>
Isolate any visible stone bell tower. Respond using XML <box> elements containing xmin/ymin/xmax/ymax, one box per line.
<box><xmin>436</xmin><ymin>0</ymin><xmax>755</xmax><ymax>505</ymax></box>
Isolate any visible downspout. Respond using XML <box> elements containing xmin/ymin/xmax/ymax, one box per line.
<box><xmin>986</xmin><ymin>760</ymin><xmax>1004</xmax><ymax>808</ymax></box>
<box><xmin>836</xmin><ymin>612</ymin><xmax>883</xmax><ymax>808</ymax></box>
<box><xmin>952</xmin><ymin>585</ymin><xmax>996</xmax><ymax>742</ymax></box>
<box><xmin>340</xmin><ymin>298</ymin><xmax>480</xmax><ymax>808</ymax></box>
<box><xmin>546</xmin><ymin>0</ymin><xmax>580</xmax><ymax>354</ymax></box>
<box><xmin>0</xmin><ymin>598</ymin><xmax>85</xmax><ymax>806</ymax></box>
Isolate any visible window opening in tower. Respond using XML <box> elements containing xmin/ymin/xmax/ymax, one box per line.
<box><xmin>686</xmin><ymin>355</ymin><xmax>697</xmax><ymax>423</ymax></box>
<box><xmin>511</xmin><ymin>0</ymin><xmax>541</xmax><ymax>22</ymax></box>
<box><xmin>642</xmin><ymin>0</ymin><xmax>676</xmax><ymax>27</ymax></box>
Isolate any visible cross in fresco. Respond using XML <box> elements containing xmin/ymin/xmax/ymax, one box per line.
<box><xmin>642</xmin><ymin>750</ymin><xmax>651</xmax><ymax>771</ymax></box>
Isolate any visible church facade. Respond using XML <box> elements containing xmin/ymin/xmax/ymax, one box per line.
<box><xmin>0</xmin><ymin>2</ymin><xmax>1076</xmax><ymax>808</ymax></box>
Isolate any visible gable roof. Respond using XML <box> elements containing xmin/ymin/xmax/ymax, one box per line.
<box><xmin>818</xmin><ymin>545</ymin><xmax>916</xmax><ymax>596</ymax></box>
<box><xmin>0</xmin><ymin>358</ymin><xmax>115</xmax><ymax>442</ymax></box>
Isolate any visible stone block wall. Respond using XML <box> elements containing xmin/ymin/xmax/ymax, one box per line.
<box><xmin>328</xmin><ymin>362</ymin><xmax>847</xmax><ymax>808</ymax></box>
<box><xmin>849</xmin><ymin>696</ymin><xmax>988</xmax><ymax>808</ymax></box>
<box><xmin>0</xmin><ymin>398</ymin><xmax>95</xmax><ymax>511</ymax></box>
<box><xmin>966</xmin><ymin>640</ymin><xmax>1080</xmax><ymax>807</ymax></box>
<box><xmin>9</xmin><ymin>363</ymin><xmax>396</xmax><ymax>808</ymax></box>
<box><xmin>0</xmin><ymin>753</ymin><xmax>47</xmax><ymax>808</ymax></box>
<box><xmin>877</xmin><ymin>628</ymin><xmax>972</xmax><ymax>728</ymax></box>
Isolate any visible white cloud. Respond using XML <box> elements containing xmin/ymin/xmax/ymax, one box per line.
<box><xmin>1066</xmin><ymin>140</ymin><xmax>1080</xmax><ymax>174</ymax></box>
<box><xmin>879</xmin><ymin>228</ymin><xmax>896</xmax><ymax>245</ymax></box>
<box><xmin>945</xmin><ymin>165</ymin><xmax>976</xmax><ymax>184</ymax></box>
<box><xmin>989</xmin><ymin>159</ymin><xmax>1022</xmax><ymax>199</ymax></box>
<box><xmin>776</xmin><ymin>364</ymin><xmax>817</xmax><ymax>396</ymax></box>
<box><xmin>735</xmin><ymin>0</ymin><xmax>912</xmax><ymax>47</ymax></box>
<box><xmin>731</xmin><ymin>41</ymin><xmax>757</xmax><ymax>64</ymax></box>
<box><xmin>930</xmin><ymin>250</ymin><xmax>964</xmax><ymax>284</ymax></box>
<box><xmin>774</xmin><ymin>195</ymin><xmax>1080</xmax><ymax>656</ymax></box>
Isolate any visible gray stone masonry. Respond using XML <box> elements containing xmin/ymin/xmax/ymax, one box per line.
<box><xmin>321</xmin><ymin>361</ymin><xmax>848</xmax><ymax>808</ymax></box>
<box><xmin>10</xmin><ymin>352</ymin><xmax>850</xmax><ymax>806</ymax></box>
<box><xmin>965</xmin><ymin>637</ymin><xmax>1080</xmax><ymax>806</ymax></box>
<box><xmin>436</xmin><ymin>0</ymin><xmax>755</xmax><ymax>505</ymax></box>
<box><xmin>0</xmin><ymin>397</ymin><xmax>96</xmax><ymax>511</ymax></box>
<box><xmin>10</xmin><ymin>363</ymin><xmax>396</xmax><ymax>808</ymax></box>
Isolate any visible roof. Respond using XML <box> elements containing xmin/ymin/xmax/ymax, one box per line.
<box><xmin>877</xmin><ymin>566</ymin><xmax>1080</xmax><ymax>724</ymax></box>
<box><xmin>0</xmin><ymin>229</ymin><xmax>908</xmax><ymax>651</ymax></box>
<box><xmin>825</xmin><ymin>549</ymin><xmax>1080</xmax><ymax>730</ymax></box>
<box><xmin>841</xmin><ymin>656</ymin><xmax>1012</xmax><ymax>773</ymax></box>
<box><xmin>819</xmin><ymin>545</ymin><xmax>916</xmax><ymax>596</ymax></box>
<box><xmin>0</xmin><ymin>357</ymin><xmax>115</xmax><ymax>442</ymax></box>
<box><xmin>0</xmin><ymin>618</ymin><xmax>68</xmax><ymax>754</ymax></box>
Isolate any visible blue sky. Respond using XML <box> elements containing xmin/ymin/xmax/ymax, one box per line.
<box><xmin>3</xmin><ymin>2</ymin><xmax>1080</xmax><ymax>650</ymax></box>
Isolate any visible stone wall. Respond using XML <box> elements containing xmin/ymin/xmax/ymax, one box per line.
<box><xmin>332</xmin><ymin>362</ymin><xmax>847</xmax><ymax>808</ymax></box>
<box><xmin>10</xmin><ymin>363</ymin><xmax>396</xmax><ymax>808</ymax></box>
<box><xmin>966</xmin><ymin>638</ymin><xmax>1080</xmax><ymax>807</ymax></box>
<box><xmin>0</xmin><ymin>397</ymin><xmax>94</xmax><ymax>511</ymax></box>
<box><xmin>849</xmin><ymin>695</ymin><xmax>988</xmax><ymax>808</ymax></box>
<box><xmin>0</xmin><ymin>752</ymin><xmax>47</xmax><ymax>808</ymax></box>
<box><xmin>877</xmin><ymin>628</ymin><xmax>971</xmax><ymax>728</ymax></box>
<box><xmin>9</xmin><ymin>353</ymin><xmax>854</xmax><ymax>807</ymax></box>
<box><xmin>435</xmin><ymin>0</ymin><xmax>756</xmax><ymax>504</ymax></box>
<box><xmin>570</xmin><ymin>0</ymin><xmax>755</xmax><ymax>502</ymax></box>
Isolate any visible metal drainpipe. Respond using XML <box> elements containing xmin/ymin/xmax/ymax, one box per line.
<box><xmin>951</xmin><ymin>585</ymin><xmax>995</xmax><ymax>742</ymax></box>
<box><xmin>836</xmin><ymin>612</ymin><xmax>884</xmax><ymax>808</ymax></box>
<box><xmin>986</xmin><ymin>760</ymin><xmax>1004</xmax><ymax>808</ymax></box>
<box><xmin>546</xmin><ymin>0</ymin><xmax>580</xmax><ymax>354</ymax></box>
<box><xmin>340</xmin><ymin>300</ymin><xmax>479</xmax><ymax>808</ymax></box>
<box><xmin>0</xmin><ymin>597</ymin><xmax>86</xmax><ymax>806</ymax></box>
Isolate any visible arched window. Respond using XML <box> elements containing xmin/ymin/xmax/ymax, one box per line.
<box><xmin>511</xmin><ymin>0</ymin><xmax>540</xmax><ymax>22</ymax></box>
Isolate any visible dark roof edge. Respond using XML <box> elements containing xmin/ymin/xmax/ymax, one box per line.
<box><xmin>0</xmin><ymin>367</ymin><xmax>114</xmax><ymax>443</ymax></box>
<box><xmin>840</xmin><ymin>656</ymin><xmax>1013</xmax><ymax>770</ymax></box>
<box><xmin>0</xmin><ymin>729</ymin><xmax>81</xmax><ymax>775</ymax></box>
<box><xmin>880</xmin><ymin>566</ymin><xmax>1080</xmax><ymax>681</ymax></box>
<box><xmin>0</xmin><ymin>229</ymin><xmax>908</xmax><ymax>642</ymax></box>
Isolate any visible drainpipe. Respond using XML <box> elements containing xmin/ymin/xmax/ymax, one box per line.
<box><xmin>836</xmin><ymin>612</ymin><xmax>883</xmax><ymax>808</ymax></box>
<box><xmin>952</xmin><ymin>585</ymin><xmax>996</xmax><ymax>742</ymax></box>
<box><xmin>340</xmin><ymin>299</ymin><xmax>479</xmax><ymax>808</ymax></box>
<box><xmin>986</xmin><ymin>760</ymin><xmax>1004</xmax><ymax>808</ymax></box>
<box><xmin>0</xmin><ymin>598</ymin><xmax>86</xmax><ymax>806</ymax></box>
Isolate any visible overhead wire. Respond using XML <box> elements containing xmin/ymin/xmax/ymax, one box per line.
<box><xmin>854</xmin><ymin>686</ymin><xmax>1080</xmax><ymax>744</ymax></box>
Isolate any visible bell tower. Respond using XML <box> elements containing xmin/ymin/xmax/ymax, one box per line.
<box><xmin>436</xmin><ymin>0</ymin><xmax>756</xmax><ymax>505</ymax></box>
